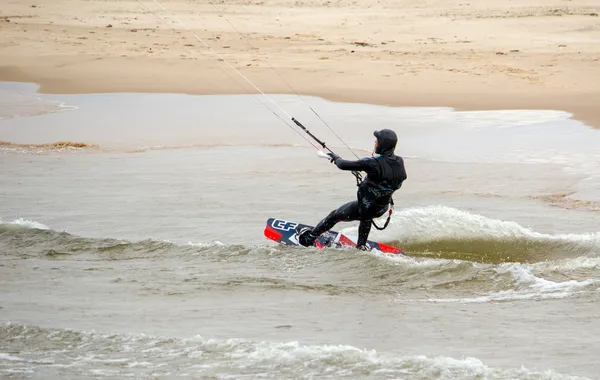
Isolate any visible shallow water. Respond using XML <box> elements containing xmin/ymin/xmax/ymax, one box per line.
<box><xmin>1</xmin><ymin>82</ymin><xmax>599</xmax><ymax>379</ymax></box>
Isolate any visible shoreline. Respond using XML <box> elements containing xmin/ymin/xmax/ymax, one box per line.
<box><xmin>2</xmin><ymin>68</ymin><xmax>599</xmax><ymax>130</ymax></box>
<box><xmin>1</xmin><ymin>0</ymin><xmax>599</xmax><ymax>128</ymax></box>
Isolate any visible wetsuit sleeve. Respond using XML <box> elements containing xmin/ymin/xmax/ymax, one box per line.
<box><xmin>334</xmin><ymin>158</ymin><xmax>379</xmax><ymax>176</ymax></box>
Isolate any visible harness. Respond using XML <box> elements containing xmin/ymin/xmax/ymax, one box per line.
<box><xmin>372</xmin><ymin>197</ymin><xmax>394</xmax><ymax>231</ymax></box>
<box><xmin>352</xmin><ymin>157</ymin><xmax>398</xmax><ymax>231</ymax></box>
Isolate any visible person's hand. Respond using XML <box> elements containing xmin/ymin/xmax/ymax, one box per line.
<box><xmin>327</xmin><ymin>152</ymin><xmax>340</xmax><ymax>163</ymax></box>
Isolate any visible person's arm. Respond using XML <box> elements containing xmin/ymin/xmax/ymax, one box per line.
<box><xmin>328</xmin><ymin>153</ymin><xmax>378</xmax><ymax>175</ymax></box>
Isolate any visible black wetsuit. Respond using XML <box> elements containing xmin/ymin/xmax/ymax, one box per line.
<box><xmin>299</xmin><ymin>129</ymin><xmax>407</xmax><ymax>248</ymax></box>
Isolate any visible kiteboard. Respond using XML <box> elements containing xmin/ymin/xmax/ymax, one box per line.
<box><xmin>264</xmin><ymin>218</ymin><xmax>404</xmax><ymax>255</ymax></box>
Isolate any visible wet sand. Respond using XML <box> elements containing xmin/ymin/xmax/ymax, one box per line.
<box><xmin>1</xmin><ymin>0</ymin><xmax>599</xmax><ymax>127</ymax></box>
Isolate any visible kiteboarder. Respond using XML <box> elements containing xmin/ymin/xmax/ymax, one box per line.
<box><xmin>297</xmin><ymin>129</ymin><xmax>407</xmax><ymax>250</ymax></box>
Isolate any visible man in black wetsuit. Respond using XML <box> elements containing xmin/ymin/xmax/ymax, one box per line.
<box><xmin>297</xmin><ymin>129</ymin><xmax>407</xmax><ymax>250</ymax></box>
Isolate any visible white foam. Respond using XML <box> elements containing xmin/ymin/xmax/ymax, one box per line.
<box><xmin>499</xmin><ymin>262</ymin><xmax>597</xmax><ymax>290</ymax></box>
<box><xmin>1</xmin><ymin>323</ymin><xmax>591</xmax><ymax>380</ymax></box>
<box><xmin>0</xmin><ymin>218</ymin><xmax>49</xmax><ymax>230</ymax></box>
<box><xmin>427</xmin><ymin>288</ymin><xmax>589</xmax><ymax>303</ymax></box>
<box><xmin>426</xmin><ymin>261</ymin><xmax>598</xmax><ymax>303</ymax></box>
<box><xmin>127</xmin><ymin>361</ymin><xmax>153</xmax><ymax>368</ymax></box>
<box><xmin>371</xmin><ymin>249</ymin><xmax>472</xmax><ymax>270</ymax></box>
<box><xmin>186</xmin><ymin>240</ymin><xmax>226</xmax><ymax>248</ymax></box>
<box><xmin>193</xmin><ymin>338</ymin><xmax>590</xmax><ymax>379</ymax></box>
<box><xmin>0</xmin><ymin>102</ymin><xmax>77</xmax><ymax>120</ymax></box>
<box><xmin>89</xmin><ymin>368</ymin><xmax>121</xmax><ymax>376</ymax></box>
<box><xmin>365</xmin><ymin>205</ymin><xmax>600</xmax><ymax>247</ymax></box>
<box><xmin>89</xmin><ymin>358</ymin><xmax>131</xmax><ymax>364</ymax></box>
<box><xmin>0</xmin><ymin>92</ymin><xmax>77</xmax><ymax>121</ymax></box>
<box><xmin>535</xmin><ymin>256</ymin><xmax>600</xmax><ymax>271</ymax></box>
<box><xmin>0</xmin><ymin>353</ymin><xmax>23</xmax><ymax>361</ymax></box>
<box><xmin>4</xmin><ymin>368</ymin><xmax>35</xmax><ymax>373</ymax></box>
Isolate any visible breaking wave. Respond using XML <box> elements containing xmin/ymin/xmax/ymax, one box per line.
<box><xmin>0</xmin><ymin>322</ymin><xmax>591</xmax><ymax>379</ymax></box>
<box><xmin>2</xmin><ymin>213</ymin><xmax>599</xmax><ymax>303</ymax></box>
<box><xmin>357</xmin><ymin>206</ymin><xmax>600</xmax><ymax>263</ymax></box>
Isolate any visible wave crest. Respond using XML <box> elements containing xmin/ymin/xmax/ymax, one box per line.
<box><xmin>359</xmin><ymin>206</ymin><xmax>600</xmax><ymax>263</ymax></box>
<box><xmin>0</xmin><ymin>322</ymin><xmax>590</xmax><ymax>379</ymax></box>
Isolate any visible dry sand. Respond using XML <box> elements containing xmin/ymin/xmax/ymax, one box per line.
<box><xmin>1</xmin><ymin>0</ymin><xmax>599</xmax><ymax>126</ymax></box>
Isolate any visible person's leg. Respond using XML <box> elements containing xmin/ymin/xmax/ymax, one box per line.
<box><xmin>312</xmin><ymin>201</ymin><xmax>360</xmax><ymax>235</ymax></box>
<box><xmin>356</xmin><ymin>205</ymin><xmax>389</xmax><ymax>249</ymax></box>
<box><xmin>356</xmin><ymin>219</ymin><xmax>372</xmax><ymax>249</ymax></box>
<box><xmin>298</xmin><ymin>201</ymin><xmax>360</xmax><ymax>247</ymax></box>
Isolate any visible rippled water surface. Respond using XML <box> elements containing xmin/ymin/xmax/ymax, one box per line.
<box><xmin>1</xmin><ymin>82</ymin><xmax>599</xmax><ymax>379</ymax></box>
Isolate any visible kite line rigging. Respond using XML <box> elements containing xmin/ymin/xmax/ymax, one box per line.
<box><xmin>136</xmin><ymin>0</ymin><xmax>364</xmax><ymax>184</ymax></box>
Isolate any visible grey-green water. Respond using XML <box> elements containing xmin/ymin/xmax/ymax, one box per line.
<box><xmin>1</xmin><ymin>82</ymin><xmax>599</xmax><ymax>379</ymax></box>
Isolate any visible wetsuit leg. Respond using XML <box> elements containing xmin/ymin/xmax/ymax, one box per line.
<box><xmin>312</xmin><ymin>201</ymin><xmax>361</xmax><ymax>236</ymax></box>
<box><xmin>299</xmin><ymin>202</ymin><xmax>388</xmax><ymax>249</ymax></box>
<box><xmin>298</xmin><ymin>201</ymin><xmax>360</xmax><ymax>246</ymax></box>
<box><xmin>357</xmin><ymin>219</ymin><xmax>372</xmax><ymax>248</ymax></box>
<box><xmin>356</xmin><ymin>205</ymin><xmax>388</xmax><ymax>249</ymax></box>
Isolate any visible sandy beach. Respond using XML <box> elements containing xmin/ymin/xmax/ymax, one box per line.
<box><xmin>1</xmin><ymin>0</ymin><xmax>599</xmax><ymax>127</ymax></box>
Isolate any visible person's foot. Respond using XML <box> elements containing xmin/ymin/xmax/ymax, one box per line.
<box><xmin>356</xmin><ymin>243</ymin><xmax>371</xmax><ymax>251</ymax></box>
<box><xmin>296</xmin><ymin>227</ymin><xmax>317</xmax><ymax>247</ymax></box>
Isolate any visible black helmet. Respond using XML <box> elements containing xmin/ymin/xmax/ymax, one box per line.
<box><xmin>373</xmin><ymin>129</ymin><xmax>397</xmax><ymax>155</ymax></box>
